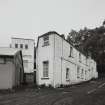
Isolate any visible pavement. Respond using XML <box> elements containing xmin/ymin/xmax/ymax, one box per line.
<box><xmin>0</xmin><ymin>78</ymin><xmax>105</xmax><ymax>105</ymax></box>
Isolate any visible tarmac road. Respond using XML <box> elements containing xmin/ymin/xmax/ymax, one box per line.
<box><xmin>0</xmin><ymin>78</ymin><xmax>105</xmax><ymax>105</ymax></box>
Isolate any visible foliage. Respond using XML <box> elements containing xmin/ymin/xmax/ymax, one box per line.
<box><xmin>66</xmin><ymin>20</ymin><xmax>105</xmax><ymax>74</ymax></box>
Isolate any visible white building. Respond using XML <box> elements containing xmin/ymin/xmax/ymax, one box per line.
<box><xmin>11</xmin><ymin>37</ymin><xmax>35</xmax><ymax>83</ymax></box>
<box><xmin>36</xmin><ymin>31</ymin><xmax>98</xmax><ymax>88</ymax></box>
<box><xmin>0</xmin><ymin>47</ymin><xmax>24</xmax><ymax>89</ymax></box>
<box><xmin>11</xmin><ymin>38</ymin><xmax>35</xmax><ymax>74</ymax></box>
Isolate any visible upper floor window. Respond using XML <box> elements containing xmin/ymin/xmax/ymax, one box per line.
<box><xmin>79</xmin><ymin>53</ymin><xmax>81</xmax><ymax>62</ymax></box>
<box><xmin>43</xmin><ymin>61</ymin><xmax>49</xmax><ymax>78</ymax></box>
<box><xmin>25</xmin><ymin>44</ymin><xmax>28</xmax><ymax>49</ymax></box>
<box><xmin>69</xmin><ymin>46</ymin><xmax>73</xmax><ymax>57</ymax></box>
<box><xmin>20</xmin><ymin>44</ymin><xmax>23</xmax><ymax>49</ymax></box>
<box><xmin>86</xmin><ymin>58</ymin><xmax>87</xmax><ymax>65</ymax></box>
<box><xmin>66</xmin><ymin>68</ymin><xmax>69</xmax><ymax>80</ymax></box>
<box><xmin>15</xmin><ymin>44</ymin><xmax>18</xmax><ymax>48</ymax></box>
<box><xmin>43</xmin><ymin>35</ymin><xmax>49</xmax><ymax>46</ymax></box>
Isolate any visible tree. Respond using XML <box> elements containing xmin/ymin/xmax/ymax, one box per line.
<box><xmin>102</xmin><ymin>20</ymin><xmax>105</xmax><ymax>26</ymax></box>
<box><xmin>66</xmin><ymin>21</ymin><xmax>105</xmax><ymax>76</ymax></box>
<box><xmin>67</xmin><ymin>29</ymin><xmax>78</xmax><ymax>45</ymax></box>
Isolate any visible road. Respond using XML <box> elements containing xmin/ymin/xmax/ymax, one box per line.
<box><xmin>0</xmin><ymin>78</ymin><xmax>105</xmax><ymax>105</ymax></box>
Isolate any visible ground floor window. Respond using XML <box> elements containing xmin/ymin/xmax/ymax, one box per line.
<box><xmin>43</xmin><ymin>61</ymin><xmax>49</xmax><ymax>78</ymax></box>
<box><xmin>81</xmin><ymin>69</ymin><xmax>84</xmax><ymax>79</ymax></box>
<box><xmin>66</xmin><ymin>68</ymin><xmax>69</xmax><ymax>80</ymax></box>
<box><xmin>77</xmin><ymin>66</ymin><xmax>80</xmax><ymax>78</ymax></box>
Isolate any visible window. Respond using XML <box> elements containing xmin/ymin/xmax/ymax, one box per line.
<box><xmin>66</xmin><ymin>68</ymin><xmax>69</xmax><ymax>80</ymax></box>
<box><xmin>79</xmin><ymin>53</ymin><xmax>81</xmax><ymax>62</ymax></box>
<box><xmin>15</xmin><ymin>44</ymin><xmax>18</xmax><ymax>48</ymax></box>
<box><xmin>85</xmin><ymin>70</ymin><xmax>87</xmax><ymax>75</ymax></box>
<box><xmin>77</xmin><ymin>66</ymin><xmax>80</xmax><ymax>78</ymax></box>
<box><xmin>43</xmin><ymin>61</ymin><xmax>49</xmax><ymax>78</ymax></box>
<box><xmin>43</xmin><ymin>35</ymin><xmax>49</xmax><ymax>46</ymax></box>
<box><xmin>25</xmin><ymin>44</ymin><xmax>28</xmax><ymax>49</ymax></box>
<box><xmin>81</xmin><ymin>69</ymin><xmax>84</xmax><ymax>79</ymax></box>
<box><xmin>86</xmin><ymin>58</ymin><xmax>87</xmax><ymax>65</ymax></box>
<box><xmin>20</xmin><ymin>44</ymin><xmax>23</xmax><ymax>49</ymax></box>
<box><xmin>69</xmin><ymin>46</ymin><xmax>73</xmax><ymax>57</ymax></box>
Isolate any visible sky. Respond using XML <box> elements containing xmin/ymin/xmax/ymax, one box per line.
<box><xmin>0</xmin><ymin>0</ymin><xmax>105</xmax><ymax>46</ymax></box>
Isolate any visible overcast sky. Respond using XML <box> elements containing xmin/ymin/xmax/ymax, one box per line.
<box><xmin>0</xmin><ymin>0</ymin><xmax>105</xmax><ymax>46</ymax></box>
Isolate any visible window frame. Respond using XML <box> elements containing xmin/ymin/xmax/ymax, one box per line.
<box><xmin>20</xmin><ymin>44</ymin><xmax>23</xmax><ymax>49</ymax></box>
<box><xmin>69</xmin><ymin>46</ymin><xmax>73</xmax><ymax>57</ymax></box>
<box><xmin>25</xmin><ymin>44</ymin><xmax>28</xmax><ymax>49</ymax></box>
<box><xmin>43</xmin><ymin>35</ymin><xmax>49</xmax><ymax>46</ymax></box>
<box><xmin>15</xmin><ymin>44</ymin><xmax>18</xmax><ymax>48</ymax></box>
<box><xmin>81</xmin><ymin>69</ymin><xmax>84</xmax><ymax>79</ymax></box>
<box><xmin>43</xmin><ymin>61</ymin><xmax>49</xmax><ymax>78</ymax></box>
<box><xmin>66</xmin><ymin>68</ymin><xmax>69</xmax><ymax>80</ymax></box>
<box><xmin>77</xmin><ymin>66</ymin><xmax>80</xmax><ymax>78</ymax></box>
<box><xmin>79</xmin><ymin>53</ymin><xmax>81</xmax><ymax>62</ymax></box>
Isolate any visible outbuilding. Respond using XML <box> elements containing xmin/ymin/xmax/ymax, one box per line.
<box><xmin>0</xmin><ymin>47</ymin><xmax>24</xmax><ymax>89</ymax></box>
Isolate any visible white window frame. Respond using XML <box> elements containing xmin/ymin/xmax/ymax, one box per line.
<box><xmin>15</xmin><ymin>44</ymin><xmax>18</xmax><ymax>48</ymax></box>
<box><xmin>69</xmin><ymin>46</ymin><xmax>73</xmax><ymax>57</ymax></box>
<box><xmin>43</xmin><ymin>61</ymin><xmax>49</xmax><ymax>78</ymax></box>
<box><xmin>79</xmin><ymin>53</ymin><xmax>81</xmax><ymax>62</ymax></box>
<box><xmin>20</xmin><ymin>44</ymin><xmax>23</xmax><ymax>49</ymax></box>
<box><xmin>81</xmin><ymin>69</ymin><xmax>84</xmax><ymax>79</ymax></box>
<box><xmin>25</xmin><ymin>44</ymin><xmax>28</xmax><ymax>49</ymax></box>
<box><xmin>77</xmin><ymin>66</ymin><xmax>80</xmax><ymax>78</ymax></box>
<box><xmin>43</xmin><ymin>35</ymin><xmax>49</xmax><ymax>46</ymax></box>
<box><xmin>66</xmin><ymin>68</ymin><xmax>69</xmax><ymax>80</ymax></box>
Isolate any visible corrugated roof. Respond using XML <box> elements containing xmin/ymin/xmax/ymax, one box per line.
<box><xmin>0</xmin><ymin>47</ymin><xmax>20</xmax><ymax>56</ymax></box>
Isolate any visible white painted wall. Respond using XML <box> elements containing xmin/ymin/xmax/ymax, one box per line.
<box><xmin>36</xmin><ymin>35</ymin><xmax>54</xmax><ymax>86</ymax></box>
<box><xmin>0</xmin><ymin>61</ymin><xmax>14</xmax><ymax>89</ymax></box>
<box><xmin>36</xmin><ymin>32</ymin><xmax>98</xmax><ymax>88</ymax></box>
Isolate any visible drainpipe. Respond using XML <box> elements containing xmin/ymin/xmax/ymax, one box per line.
<box><xmin>53</xmin><ymin>34</ymin><xmax>55</xmax><ymax>87</ymax></box>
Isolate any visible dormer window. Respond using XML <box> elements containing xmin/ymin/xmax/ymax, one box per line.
<box><xmin>69</xmin><ymin>46</ymin><xmax>73</xmax><ymax>57</ymax></box>
<box><xmin>43</xmin><ymin>35</ymin><xmax>49</xmax><ymax>46</ymax></box>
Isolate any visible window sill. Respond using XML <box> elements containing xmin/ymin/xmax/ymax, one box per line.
<box><xmin>41</xmin><ymin>77</ymin><xmax>49</xmax><ymax>80</ymax></box>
